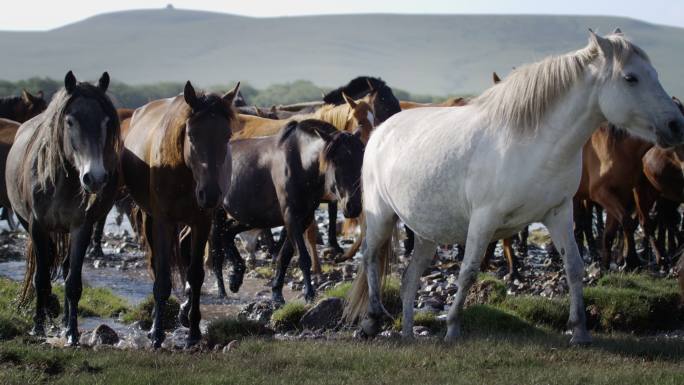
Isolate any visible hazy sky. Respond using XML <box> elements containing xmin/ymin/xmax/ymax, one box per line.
<box><xmin>2</xmin><ymin>0</ymin><xmax>683</xmax><ymax>30</ymax></box>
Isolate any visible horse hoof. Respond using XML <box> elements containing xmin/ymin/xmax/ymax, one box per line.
<box><xmin>184</xmin><ymin>335</ymin><xmax>201</xmax><ymax>349</ymax></box>
<box><xmin>271</xmin><ymin>292</ymin><xmax>286</xmax><ymax>306</ymax></box>
<box><xmin>66</xmin><ymin>333</ymin><xmax>80</xmax><ymax>347</ymax></box>
<box><xmin>178</xmin><ymin>307</ymin><xmax>190</xmax><ymax>328</ymax></box>
<box><xmin>88</xmin><ymin>246</ymin><xmax>104</xmax><ymax>260</ymax></box>
<box><xmin>228</xmin><ymin>270</ymin><xmax>245</xmax><ymax>293</ymax></box>
<box><xmin>569</xmin><ymin>334</ymin><xmax>592</xmax><ymax>347</ymax></box>
<box><xmin>29</xmin><ymin>324</ymin><xmax>46</xmax><ymax>337</ymax></box>
<box><xmin>360</xmin><ymin>317</ymin><xmax>382</xmax><ymax>338</ymax></box>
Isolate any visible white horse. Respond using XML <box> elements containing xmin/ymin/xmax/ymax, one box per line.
<box><xmin>345</xmin><ymin>30</ymin><xmax>684</xmax><ymax>344</ymax></box>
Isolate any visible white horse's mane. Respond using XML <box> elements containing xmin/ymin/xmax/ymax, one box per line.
<box><xmin>473</xmin><ymin>33</ymin><xmax>650</xmax><ymax>136</ymax></box>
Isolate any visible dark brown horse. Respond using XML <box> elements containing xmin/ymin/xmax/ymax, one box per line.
<box><xmin>0</xmin><ymin>118</ymin><xmax>22</xmax><ymax>229</ymax></box>
<box><xmin>0</xmin><ymin>90</ymin><xmax>47</xmax><ymax>123</ymax></box>
<box><xmin>6</xmin><ymin>71</ymin><xmax>120</xmax><ymax>346</ymax></box>
<box><xmin>209</xmin><ymin>119</ymin><xmax>364</xmax><ymax>304</ymax></box>
<box><xmin>323</xmin><ymin>76</ymin><xmax>401</xmax><ymax>125</ymax></box>
<box><xmin>122</xmin><ymin>81</ymin><xmax>239</xmax><ymax>348</ymax></box>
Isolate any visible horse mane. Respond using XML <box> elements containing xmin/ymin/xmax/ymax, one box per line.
<box><xmin>160</xmin><ymin>92</ymin><xmax>239</xmax><ymax>165</ymax></box>
<box><xmin>603</xmin><ymin>123</ymin><xmax>630</xmax><ymax>146</ymax></box>
<box><xmin>308</xmin><ymin>103</ymin><xmax>354</xmax><ymax>131</ymax></box>
<box><xmin>33</xmin><ymin>84</ymin><xmax>119</xmax><ymax>190</ymax></box>
<box><xmin>473</xmin><ymin>33</ymin><xmax>650</xmax><ymax>136</ymax></box>
<box><xmin>323</xmin><ymin>76</ymin><xmax>387</xmax><ymax>104</ymax></box>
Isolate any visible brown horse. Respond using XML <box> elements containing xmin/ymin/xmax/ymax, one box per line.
<box><xmin>574</xmin><ymin>124</ymin><xmax>653</xmax><ymax>269</ymax></box>
<box><xmin>122</xmin><ymin>81</ymin><xmax>239</xmax><ymax>348</ymax></box>
<box><xmin>6</xmin><ymin>71</ymin><xmax>120</xmax><ymax>346</ymax></box>
<box><xmin>399</xmin><ymin>97</ymin><xmax>467</xmax><ymax>110</ymax></box>
<box><xmin>0</xmin><ymin>90</ymin><xmax>47</xmax><ymax>123</ymax></box>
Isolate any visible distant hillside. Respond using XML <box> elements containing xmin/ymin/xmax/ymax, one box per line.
<box><xmin>1</xmin><ymin>9</ymin><xmax>683</xmax><ymax>96</ymax></box>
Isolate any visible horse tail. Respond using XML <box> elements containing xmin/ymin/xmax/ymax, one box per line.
<box><xmin>20</xmin><ymin>232</ymin><xmax>69</xmax><ymax>305</ymax></box>
<box><xmin>343</xmin><ymin>217</ymin><xmax>392</xmax><ymax>323</ymax></box>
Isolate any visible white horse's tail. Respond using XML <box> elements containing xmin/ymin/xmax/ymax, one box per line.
<box><xmin>343</xmin><ymin>220</ymin><xmax>392</xmax><ymax>322</ymax></box>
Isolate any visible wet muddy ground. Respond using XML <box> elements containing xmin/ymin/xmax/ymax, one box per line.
<box><xmin>1</xmin><ymin>208</ymin><xmax>682</xmax><ymax>348</ymax></box>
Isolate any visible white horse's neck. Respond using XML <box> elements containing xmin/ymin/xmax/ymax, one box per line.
<box><xmin>537</xmin><ymin>70</ymin><xmax>605</xmax><ymax>166</ymax></box>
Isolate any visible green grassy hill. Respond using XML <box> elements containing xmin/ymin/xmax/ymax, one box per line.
<box><xmin>1</xmin><ymin>9</ymin><xmax>683</xmax><ymax>96</ymax></box>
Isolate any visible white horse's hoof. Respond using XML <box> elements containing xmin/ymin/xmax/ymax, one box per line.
<box><xmin>569</xmin><ymin>333</ymin><xmax>592</xmax><ymax>346</ymax></box>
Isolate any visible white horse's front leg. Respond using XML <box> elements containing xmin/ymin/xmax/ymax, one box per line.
<box><xmin>543</xmin><ymin>198</ymin><xmax>592</xmax><ymax>345</ymax></box>
<box><xmin>445</xmin><ymin>210</ymin><xmax>496</xmax><ymax>342</ymax></box>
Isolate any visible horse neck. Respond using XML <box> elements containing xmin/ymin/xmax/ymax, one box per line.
<box><xmin>160</xmin><ymin>109</ymin><xmax>189</xmax><ymax>168</ymax></box>
<box><xmin>536</xmin><ymin>75</ymin><xmax>605</xmax><ymax>166</ymax></box>
<box><xmin>0</xmin><ymin>98</ymin><xmax>18</xmax><ymax>120</ymax></box>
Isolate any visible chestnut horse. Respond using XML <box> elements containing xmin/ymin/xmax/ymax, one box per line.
<box><xmin>210</xmin><ymin>119</ymin><xmax>364</xmax><ymax>304</ymax></box>
<box><xmin>6</xmin><ymin>71</ymin><xmax>120</xmax><ymax>346</ymax></box>
<box><xmin>122</xmin><ymin>82</ymin><xmax>239</xmax><ymax>348</ymax></box>
<box><xmin>574</xmin><ymin>124</ymin><xmax>653</xmax><ymax>269</ymax></box>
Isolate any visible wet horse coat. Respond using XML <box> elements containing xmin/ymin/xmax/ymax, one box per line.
<box><xmin>121</xmin><ymin>82</ymin><xmax>239</xmax><ymax>348</ymax></box>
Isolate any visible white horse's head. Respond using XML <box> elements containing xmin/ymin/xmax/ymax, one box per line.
<box><xmin>592</xmin><ymin>30</ymin><xmax>684</xmax><ymax>148</ymax></box>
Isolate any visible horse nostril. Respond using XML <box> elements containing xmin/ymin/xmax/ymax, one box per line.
<box><xmin>82</xmin><ymin>172</ymin><xmax>92</xmax><ymax>186</ymax></box>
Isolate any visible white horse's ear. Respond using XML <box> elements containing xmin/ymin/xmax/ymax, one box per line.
<box><xmin>613</xmin><ymin>27</ymin><xmax>623</xmax><ymax>35</ymax></box>
<box><xmin>589</xmin><ymin>29</ymin><xmax>613</xmax><ymax>57</ymax></box>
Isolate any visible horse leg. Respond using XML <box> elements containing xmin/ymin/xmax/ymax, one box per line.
<box><xmin>185</xmin><ymin>220</ymin><xmax>210</xmax><ymax>347</ymax></box>
<box><xmin>209</xmin><ymin>210</ymin><xmax>228</xmax><ymax>298</ymax></box>
<box><xmin>503</xmin><ymin>237</ymin><xmax>520</xmax><ymax>280</ymax></box>
<box><xmin>326</xmin><ymin>201</ymin><xmax>343</xmax><ymax>255</ymax></box>
<box><xmin>543</xmin><ymin>199</ymin><xmax>591</xmax><ymax>345</ymax></box>
<box><xmin>148</xmin><ymin>218</ymin><xmax>174</xmax><ymax>349</ymax></box>
<box><xmin>518</xmin><ymin>226</ymin><xmax>529</xmax><ymax>261</ymax></box>
<box><xmin>359</xmin><ymin>209</ymin><xmax>397</xmax><ymax>338</ymax></box>
<box><xmin>288</xmin><ymin>220</ymin><xmax>317</xmax><ymax>303</ymax></box>
<box><xmin>400</xmin><ymin>236</ymin><xmax>436</xmax><ymax>338</ymax></box>
<box><xmin>271</xmin><ymin>238</ymin><xmax>294</xmax><ymax>305</ymax></box>
<box><xmin>445</xmin><ymin>211</ymin><xmax>495</xmax><ymax>342</ymax></box>
<box><xmin>87</xmin><ymin>215</ymin><xmax>106</xmax><ymax>260</ymax></box>
<box><xmin>63</xmin><ymin>223</ymin><xmax>94</xmax><ymax>346</ymax></box>
<box><xmin>403</xmin><ymin>225</ymin><xmax>414</xmax><ymax>258</ymax></box>
<box><xmin>479</xmin><ymin>241</ymin><xmax>497</xmax><ymax>272</ymax></box>
<box><xmin>304</xmin><ymin>223</ymin><xmax>321</xmax><ymax>276</ymax></box>
<box><xmin>28</xmin><ymin>222</ymin><xmax>53</xmax><ymax>337</ymax></box>
<box><xmin>601</xmin><ymin>215</ymin><xmax>619</xmax><ymax>269</ymax></box>
<box><xmin>620</xmin><ymin>214</ymin><xmax>640</xmax><ymax>270</ymax></box>
<box><xmin>573</xmin><ymin>199</ymin><xmax>587</xmax><ymax>259</ymax></box>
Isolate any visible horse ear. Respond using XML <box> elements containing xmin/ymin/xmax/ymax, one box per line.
<box><xmin>64</xmin><ymin>71</ymin><xmax>77</xmax><ymax>93</ymax></box>
<box><xmin>21</xmin><ymin>89</ymin><xmax>33</xmax><ymax>104</ymax></box>
<box><xmin>366</xmin><ymin>78</ymin><xmax>375</xmax><ymax>93</ymax></box>
<box><xmin>613</xmin><ymin>27</ymin><xmax>623</xmax><ymax>35</ymax></box>
<box><xmin>492</xmin><ymin>72</ymin><xmax>501</xmax><ymax>84</ymax></box>
<box><xmin>270</xmin><ymin>105</ymin><xmax>277</xmax><ymax>113</ymax></box>
<box><xmin>184</xmin><ymin>81</ymin><xmax>199</xmax><ymax>109</ymax></box>
<box><xmin>36</xmin><ymin>90</ymin><xmax>44</xmax><ymax>99</ymax></box>
<box><xmin>222</xmin><ymin>82</ymin><xmax>241</xmax><ymax>106</ymax></box>
<box><xmin>673</xmin><ymin>96</ymin><xmax>684</xmax><ymax>114</ymax></box>
<box><xmin>255</xmin><ymin>107</ymin><xmax>264</xmax><ymax>118</ymax></box>
<box><xmin>98</xmin><ymin>72</ymin><xmax>110</xmax><ymax>92</ymax></box>
<box><xmin>342</xmin><ymin>92</ymin><xmax>357</xmax><ymax>109</ymax></box>
<box><xmin>589</xmin><ymin>29</ymin><xmax>613</xmax><ymax>57</ymax></box>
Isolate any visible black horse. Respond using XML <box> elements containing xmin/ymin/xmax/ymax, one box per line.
<box><xmin>0</xmin><ymin>89</ymin><xmax>47</xmax><ymax>123</ymax></box>
<box><xmin>209</xmin><ymin>119</ymin><xmax>364</xmax><ymax>304</ymax></box>
<box><xmin>323</xmin><ymin>76</ymin><xmax>401</xmax><ymax>124</ymax></box>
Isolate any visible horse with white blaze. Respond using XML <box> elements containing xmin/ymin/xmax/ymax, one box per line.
<box><xmin>344</xmin><ymin>30</ymin><xmax>684</xmax><ymax>344</ymax></box>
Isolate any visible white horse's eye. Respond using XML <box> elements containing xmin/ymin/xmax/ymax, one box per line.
<box><xmin>624</xmin><ymin>74</ymin><xmax>638</xmax><ymax>84</ymax></box>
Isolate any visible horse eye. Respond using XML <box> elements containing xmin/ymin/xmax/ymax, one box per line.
<box><xmin>624</xmin><ymin>74</ymin><xmax>638</xmax><ymax>84</ymax></box>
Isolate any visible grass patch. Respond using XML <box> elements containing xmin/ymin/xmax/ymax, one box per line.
<box><xmin>463</xmin><ymin>305</ymin><xmax>544</xmax><ymax>335</ymax></box>
<box><xmin>0</xmin><ymin>278</ymin><xmax>130</xmax><ymax>339</ymax></box>
<box><xmin>1</xmin><ymin>334</ymin><xmax>683</xmax><ymax>385</ymax></box>
<box><xmin>270</xmin><ymin>302</ymin><xmax>310</xmax><ymax>331</ymax></box>
<box><xmin>393</xmin><ymin>311</ymin><xmax>444</xmax><ymax>334</ymax></box>
<box><xmin>494</xmin><ymin>274</ymin><xmax>684</xmax><ymax>333</ymax></box>
<box><xmin>121</xmin><ymin>295</ymin><xmax>180</xmax><ymax>330</ymax></box>
<box><xmin>206</xmin><ymin>318</ymin><xmax>273</xmax><ymax>347</ymax></box>
<box><xmin>253</xmin><ymin>266</ymin><xmax>273</xmax><ymax>279</ymax></box>
<box><xmin>323</xmin><ymin>282</ymin><xmax>352</xmax><ymax>300</ymax></box>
